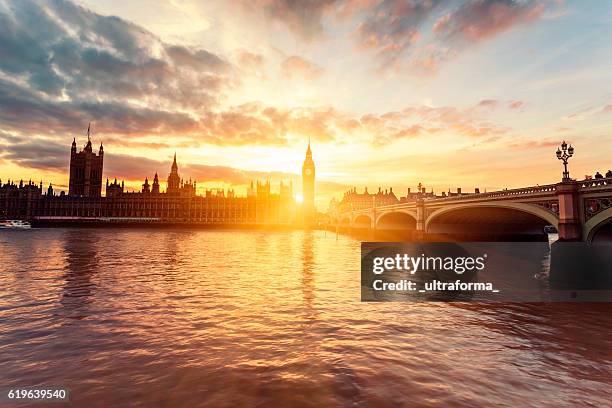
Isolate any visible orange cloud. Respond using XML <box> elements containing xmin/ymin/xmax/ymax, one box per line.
<box><xmin>361</xmin><ymin>101</ymin><xmax>521</xmax><ymax>144</ymax></box>
<box><xmin>508</xmin><ymin>100</ymin><xmax>524</xmax><ymax>110</ymax></box>
<box><xmin>236</xmin><ymin>50</ymin><xmax>266</xmax><ymax>77</ymax></box>
<box><xmin>280</xmin><ymin>55</ymin><xmax>324</xmax><ymax>80</ymax></box>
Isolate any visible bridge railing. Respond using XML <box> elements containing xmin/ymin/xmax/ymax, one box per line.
<box><xmin>579</xmin><ymin>178</ymin><xmax>612</xmax><ymax>189</ymax></box>
<box><xmin>336</xmin><ymin>178</ymin><xmax>612</xmax><ymax>217</ymax></box>
<box><xmin>338</xmin><ymin>184</ymin><xmax>558</xmax><ymax>215</ymax></box>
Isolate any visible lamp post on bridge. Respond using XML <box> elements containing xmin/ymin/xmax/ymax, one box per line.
<box><xmin>555</xmin><ymin>141</ymin><xmax>581</xmax><ymax>240</ymax></box>
<box><xmin>556</xmin><ymin>141</ymin><xmax>574</xmax><ymax>182</ymax></box>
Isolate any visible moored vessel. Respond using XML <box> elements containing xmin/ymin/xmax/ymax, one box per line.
<box><xmin>0</xmin><ymin>220</ymin><xmax>31</xmax><ymax>229</ymax></box>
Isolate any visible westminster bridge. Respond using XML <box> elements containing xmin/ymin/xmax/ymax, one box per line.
<box><xmin>331</xmin><ymin>178</ymin><xmax>612</xmax><ymax>242</ymax></box>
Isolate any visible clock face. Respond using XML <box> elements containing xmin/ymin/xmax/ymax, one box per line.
<box><xmin>305</xmin><ymin>168</ymin><xmax>312</xmax><ymax>176</ymax></box>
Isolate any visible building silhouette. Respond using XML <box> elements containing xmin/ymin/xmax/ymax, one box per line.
<box><xmin>1</xmin><ymin>135</ymin><xmax>300</xmax><ymax>226</ymax></box>
<box><xmin>302</xmin><ymin>140</ymin><xmax>316</xmax><ymax>225</ymax></box>
<box><xmin>151</xmin><ymin>173</ymin><xmax>160</xmax><ymax>194</ymax></box>
<box><xmin>167</xmin><ymin>153</ymin><xmax>181</xmax><ymax>195</ymax></box>
<box><xmin>68</xmin><ymin>124</ymin><xmax>103</xmax><ymax>197</ymax></box>
<box><xmin>331</xmin><ymin>184</ymin><xmax>482</xmax><ymax>214</ymax></box>
<box><xmin>337</xmin><ymin>187</ymin><xmax>399</xmax><ymax>212</ymax></box>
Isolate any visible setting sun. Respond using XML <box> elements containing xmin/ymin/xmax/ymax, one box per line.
<box><xmin>1</xmin><ymin>1</ymin><xmax>612</xmax><ymax>407</ymax></box>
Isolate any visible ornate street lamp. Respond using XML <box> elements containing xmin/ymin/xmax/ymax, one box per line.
<box><xmin>556</xmin><ymin>141</ymin><xmax>574</xmax><ymax>182</ymax></box>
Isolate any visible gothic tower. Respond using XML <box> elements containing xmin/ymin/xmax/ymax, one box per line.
<box><xmin>142</xmin><ymin>177</ymin><xmax>150</xmax><ymax>194</ymax></box>
<box><xmin>69</xmin><ymin>123</ymin><xmax>103</xmax><ymax>197</ymax></box>
<box><xmin>302</xmin><ymin>140</ymin><xmax>316</xmax><ymax>225</ymax></box>
<box><xmin>151</xmin><ymin>173</ymin><xmax>160</xmax><ymax>194</ymax></box>
<box><xmin>167</xmin><ymin>153</ymin><xmax>181</xmax><ymax>194</ymax></box>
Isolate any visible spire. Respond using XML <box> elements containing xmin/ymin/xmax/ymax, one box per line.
<box><xmin>84</xmin><ymin>123</ymin><xmax>92</xmax><ymax>151</ymax></box>
<box><xmin>306</xmin><ymin>137</ymin><xmax>312</xmax><ymax>157</ymax></box>
<box><xmin>171</xmin><ymin>152</ymin><xmax>178</xmax><ymax>171</ymax></box>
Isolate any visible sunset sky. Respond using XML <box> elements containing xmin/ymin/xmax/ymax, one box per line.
<box><xmin>1</xmin><ymin>0</ymin><xmax>611</xmax><ymax>209</ymax></box>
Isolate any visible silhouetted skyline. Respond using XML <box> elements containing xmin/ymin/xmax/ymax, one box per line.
<box><xmin>1</xmin><ymin>1</ymin><xmax>612</xmax><ymax>207</ymax></box>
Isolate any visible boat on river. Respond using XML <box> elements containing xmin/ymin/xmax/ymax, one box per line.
<box><xmin>0</xmin><ymin>220</ymin><xmax>31</xmax><ymax>229</ymax></box>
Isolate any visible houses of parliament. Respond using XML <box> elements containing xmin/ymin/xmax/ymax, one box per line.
<box><xmin>0</xmin><ymin>128</ymin><xmax>317</xmax><ymax>226</ymax></box>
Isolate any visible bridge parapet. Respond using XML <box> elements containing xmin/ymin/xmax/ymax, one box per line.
<box><xmin>344</xmin><ymin>184</ymin><xmax>560</xmax><ymax>216</ymax></box>
<box><xmin>424</xmin><ymin>184</ymin><xmax>557</xmax><ymax>203</ymax></box>
<box><xmin>332</xmin><ymin>179</ymin><xmax>612</xmax><ymax>242</ymax></box>
<box><xmin>579</xmin><ymin>178</ymin><xmax>612</xmax><ymax>191</ymax></box>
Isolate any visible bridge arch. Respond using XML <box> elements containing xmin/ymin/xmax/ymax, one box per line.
<box><xmin>425</xmin><ymin>202</ymin><xmax>558</xmax><ymax>237</ymax></box>
<box><xmin>339</xmin><ymin>217</ymin><xmax>350</xmax><ymax>226</ymax></box>
<box><xmin>376</xmin><ymin>210</ymin><xmax>417</xmax><ymax>230</ymax></box>
<box><xmin>584</xmin><ymin>207</ymin><xmax>612</xmax><ymax>243</ymax></box>
<box><xmin>353</xmin><ymin>214</ymin><xmax>372</xmax><ymax>228</ymax></box>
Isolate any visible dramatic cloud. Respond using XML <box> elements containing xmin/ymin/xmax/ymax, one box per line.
<box><xmin>355</xmin><ymin>0</ymin><xmax>440</xmax><ymax>63</ymax></box>
<box><xmin>198</xmin><ymin>103</ymin><xmax>344</xmax><ymax>146</ymax></box>
<box><xmin>404</xmin><ymin>0</ymin><xmax>549</xmax><ymax>73</ymax></box>
<box><xmin>361</xmin><ymin>102</ymin><xmax>517</xmax><ymax>144</ymax></box>
<box><xmin>233</xmin><ymin>0</ymin><xmax>340</xmax><ymax>40</ymax></box>
<box><xmin>1</xmin><ymin>96</ymin><xmax>520</xmax><ymax>175</ymax></box>
<box><xmin>0</xmin><ymin>0</ymin><xmax>230</xmax><ymax>135</ymax></box>
<box><xmin>0</xmin><ymin>78</ymin><xmax>200</xmax><ymax>136</ymax></box>
<box><xmin>433</xmin><ymin>0</ymin><xmax>545</xmax><ymax>42</ymax></box>
<box><xmin>350</xmin><ymin>0</ymin><xmax>551</xmax><ymax>71</ymax></box>
<box><xmin>0</xmin><ymin>133</ymin><xmax>69</xmax><ymax>172</ymax></box>
<box><xmin>280</xmin><ymin>55</ymin><xmax>324</xmax><ymax>80</ymax></box>
<box><xmin>0</xmin><ymin>1</ymin><xmax>349</xmax><ymax>150</ymax></box>
<box><xmin>0</xmin><ymin>0</ymin><xmax>553</xmax><ymax>146</ymax></box>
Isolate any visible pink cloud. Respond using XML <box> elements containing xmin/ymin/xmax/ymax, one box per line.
<box><xmin>508</xmin><ymin>100</ymin><xmax>524</xmax><ymax>110</ymax></box>
<box><xmin>280</xmin><ymin>55</ymin><xmax>324</xmax><ymax>80</ymax></box>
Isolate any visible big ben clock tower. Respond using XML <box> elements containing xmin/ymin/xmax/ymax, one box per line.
<box><xmin>302</xmin><ymin>140</ymin><xmax>316</xmax><ymax>225</ymax></box>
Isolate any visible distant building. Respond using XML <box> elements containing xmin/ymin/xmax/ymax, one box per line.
<box><xmin>302</xmin><ymin>141</ymin><xmax>316</xmax><ymax>225</ymax></box>
<box><xmin>0</xmin><ymin>179</ymin><xmax>44</xmax><ymax>219</ymax></box>
<box><xmin>399</xmin><ymin>184</ymin><xmax>436</xmax><ymax>203</ymax></box>
<box><xmin>142</xmin><ymin>177</ymin><xmax>150</xmax><ymax>194</ymax></box>
<box><xmin>338</xmin><ymin>187</ymin><xmax>399</xmax><ymax>212</ymax></box>
<box><xmin>68</xmin><ymin>124</ymin><xmax>103</xmax><ymax>197</ymax></box>
<box><xmin>151</xmin><ymin>173</ymin><xmax>160</xmax><ymax>194</ymax></box>
<box><xmin>332</xmin><ymin>183</ymin><xmax>479</xmax><ymax>214</ymax></box>
<box><xmin>1</xmin><ymin>136</ymin><xmax>297</xmax><ymax>226</ymax></box>
<box><xmin>105</xmin><ymin>178</ymin><xmax>124</xmax><ymax>197</ymax></box>
<box><xmin>167</xmin><ymin>153</ymin><xmax>181</xmax><ymax>195</ymax></box>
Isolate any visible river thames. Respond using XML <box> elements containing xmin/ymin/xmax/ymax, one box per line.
<box><xmin>1</xmin><ymin>229</ymin><xmax>611</xmax><ymax>407</ymax></box>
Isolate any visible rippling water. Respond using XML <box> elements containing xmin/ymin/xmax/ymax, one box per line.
<box><xmin>1</xmin><ymin>229</ymin><xmax>611</xmax><ymax>407</ymax></box>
